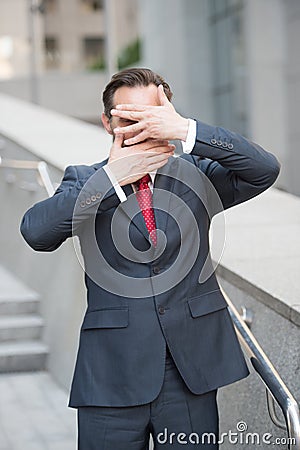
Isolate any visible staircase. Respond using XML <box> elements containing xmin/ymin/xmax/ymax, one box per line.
<box><xmin>0</xmin><ymin>265</ymin><xmax>49</xmax><ymax>372</ymax></box>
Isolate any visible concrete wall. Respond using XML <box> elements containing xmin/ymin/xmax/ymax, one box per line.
<box><xmin>285</xmin><ymin>0</ymin><xmax>300</xmax><ymax>196</ymax></box>
<box><xmin>139</xmin><ymin>0</ymin><xmax>214</xmax><ymax>123</ymax></box>
<box><xmin>0</xmin><ymin>135</ymin><xmax>86</xmax><ymax>392</ymax></box>
<box><xmin>244</xmin><ymin>0</ymin><xmax>289</xmax><ymax>193</ymax></box>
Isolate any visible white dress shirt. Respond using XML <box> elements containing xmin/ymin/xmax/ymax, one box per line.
<box><xmin>103</xmin><ymin>119</ymin><xmax>197</xmax><ymax>203</ymax></box>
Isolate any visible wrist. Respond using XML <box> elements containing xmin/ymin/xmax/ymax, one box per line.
<box><xmin>107</xmin><ymin>158</ymin><xmax>130</xmax><ymax>186</ymax></box>
<box><xmin>176</xmin><ymin>116</ymin><xmax>189</xmax><ymax>141</ymax></box>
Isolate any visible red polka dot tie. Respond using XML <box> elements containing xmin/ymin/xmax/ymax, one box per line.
<box><xmin>135</xmin><ymin>174</ymin><xmax>157</xmax><ymax>246</ymax></box>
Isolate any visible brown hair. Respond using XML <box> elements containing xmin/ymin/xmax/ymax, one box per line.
<box><xmin>102</xmin><ymin>68</ymin><xmax>173</xmax><ymax>118</ymax></box>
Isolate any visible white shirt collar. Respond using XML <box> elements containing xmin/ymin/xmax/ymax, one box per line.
<box><xmin>149</xmin><ymin>170</ymin><xmax>157</xmax><ymax>184</ymax></box>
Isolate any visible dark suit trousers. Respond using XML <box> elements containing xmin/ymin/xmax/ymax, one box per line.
<box><xmin>77</xmin><ymin>347</ymin><xmax>219</xmax><ymax>449</ymax></box>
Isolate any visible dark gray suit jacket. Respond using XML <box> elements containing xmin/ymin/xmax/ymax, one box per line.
<box><xmin>20</xmin><ymin>120</ymin><xmax>280</xmax><ymax>408</ymax></box>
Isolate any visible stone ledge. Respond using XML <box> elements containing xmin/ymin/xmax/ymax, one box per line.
<box><xmin>216</xmin><ymin>187</ymin><xmax>300</xmax><ymax>327</ymax></box>
<box><xmin>0</xmin><ymin>93</ymin><xmax>112</xmax><ymax>171</ymax></box>
<box><xmin>217</xmin><ymin>264</ymin><xmax>300</xmax><ymax>327</ymax></box>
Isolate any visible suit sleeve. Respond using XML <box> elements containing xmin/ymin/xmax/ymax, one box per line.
<box><xmin>191</xmin><ymin>120</ymin><xmax>281</xmax><ymax>210</ymax></box>
<box><xmin>20</xmin><ymin>164</ymin><xmax>115</xmax><ymax>252</ymax></box>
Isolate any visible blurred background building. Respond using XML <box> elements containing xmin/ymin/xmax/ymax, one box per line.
<box><xmin>0</xmin><ymin>0</ymin><xmax>139</xmax><ymax>123</ymax></box>
<box><xmin>0</xmin><ymin>2</ymin><xmax>299</xmax><ymax>449</ymax></box>
<box><xmin>0</xmin><ymin>0</ymin><xmax>299</xmax><ymax>195</ymax></box>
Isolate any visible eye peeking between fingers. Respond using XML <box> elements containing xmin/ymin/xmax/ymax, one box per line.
<box><xmin>120</xmin><ymin>119</ymin><xmax>137</xmax><ymax>126</ymax></box>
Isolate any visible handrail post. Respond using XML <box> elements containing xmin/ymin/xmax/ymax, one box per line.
<box><xmin>0</xmin><ymin>157</ymin><xmax>55</xmax><ymax>197</ymax></box>
<box><xmin>37</xmin><ymin>162</ymin><xmax>55</xmax><ymax>197</ymax></box>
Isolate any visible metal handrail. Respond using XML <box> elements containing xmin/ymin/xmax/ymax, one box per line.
<box><xmin>221</xmin><ymin>287</ymin><xmax>300</xmax><ymax>449</ymax></box>
<box><xmin>0</xmin><ymin>157</ymin><xmax>55</xmax><ymax>196</ymax></box>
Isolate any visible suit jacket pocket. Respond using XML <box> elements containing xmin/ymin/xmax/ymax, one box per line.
<box><xmin>188</xmin><ymin>289</ymin><xmax>228</xmax><ymax>318</ymax></box>
<box><xmin>81</xmin><ymin>307</ymin><xmax>129</xmax><ymax>329</ymax></box>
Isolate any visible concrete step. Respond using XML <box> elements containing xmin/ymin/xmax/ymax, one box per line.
<box><xmin>0</xmin><ymin>265</ymin><xmax>40</xmax><ymax>315</ymax></box>
<box><xmin>0</xmin><ymin>296</ymin><xmax>40</xmax><ymax>315</ymax></box>
<box><xmin>0</xmin><ymin>314</ymin><xmax>44</xmax><ymax>341</ymax></box>
<box><xmin>0</xmin><ymin>266</ymin><xmax>48</xmax><ymax>372</ymax></box>
<box><xmin>0</xmin><ymin>340</ymin><xmax>49</xmax><ymax>372</ymax></box>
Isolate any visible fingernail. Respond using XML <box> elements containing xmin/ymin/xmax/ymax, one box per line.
<box><xmin>114</xmin><ymin>128</ymin><xmax>120</xmax><ymax>132</ymax></box>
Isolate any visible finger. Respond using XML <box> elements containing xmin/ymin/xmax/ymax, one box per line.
<box><xmin>158</xmin><ymin>84</ymin><xmax>169</xmax><ymax>106</ymax></box>
<box><xmin>115</xmin><ymin>104</ymin><xmax>148</xmax><ymax>112</ymax></box>
<box><xmin>124</xmin><ymin>131</ymin><xmax>149</xmax><ymax>146</ymax></box>
<box><xmin>139</xmin><ymin>140</ymin><xmax>174</xmax><ymax>151</ymax></box>
<box><xmin>110</xmin><ymin>109</ymin><xmax>142</xmax><ymax>120</ymax></box>
<box><xmin>146</xmin><ymin>152</ymin><xmax>173</xmax><ymax>163</ymax></box>
<box><xmin>131</xmin><ymin>139</ymin><xmax>170</xmax><ymax>151</ymax></box>
<box><xmin>144</xmin><ymin>144</ymin><xmax>175</xmax><ymax>153</ymax></box>
<box><xmin>146</xmin><ymin>139</ymin><xmax>170</xmax><ymax>146</ymax></box>
<box><xmin>147</xmin><ymin>157</ymin><xmax>171</xmax><ymax>172</ymax></box>
<box><xmin>113</xmin><ymin>133</ymin><xmax>124</xmax><ymax>148</ymax></box>
<box><xmin>114</xmin><ymin>122</ymin><xmax>144</xmax><ymax>136</ymax></box>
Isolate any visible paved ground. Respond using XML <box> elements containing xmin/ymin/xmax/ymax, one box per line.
<box><xmin>0</xmin><ymin>371</ymin><xmax>77</xmax><ymax>450</ymax></box>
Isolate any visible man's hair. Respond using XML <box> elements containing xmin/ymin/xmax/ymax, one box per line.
<box><xmin>102</xmin><ymin>67</ymin><xmax>173</xmax><ymax>119</ymax></box>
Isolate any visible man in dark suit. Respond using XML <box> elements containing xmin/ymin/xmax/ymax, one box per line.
<box><xmin>20</xmin><ymin>68</ymin><xmax>280</xmax><ymax>449</ymax></box>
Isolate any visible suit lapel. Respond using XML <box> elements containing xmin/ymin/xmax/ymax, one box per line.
<box><xmin>152</xmin><ymin>157</ymin><xmax>179</xmax><ymax>238</ymax></box>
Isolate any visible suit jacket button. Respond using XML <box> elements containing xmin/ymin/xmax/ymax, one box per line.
<box><xmin>228</xmin><ymin>143</ymin><xmax>234</xmax><ymax>150</ymax></box>
<box><xmin>91</xmin><ymin>195</ymin><xmax>97</xmax><ymax>202</ymax></box>
<box><xmin>217</xmin><ymin>140</ymin><xmax>222</xmax><ymax>146</ymax></box>
<box><xmin>153</xmin><ymin>266</ymin><xmax>160</xmax><ymax>274</ymax></box>
<box><xmin>222</xmin><ymin>142</ymin><xmax>228</xmax><ymax>148</ymax></box>
<box><xmin>211</xmin><ymin>138</ymin><xmax>217</xmax><ymax>145</ymax></box>
<box><xmin>86</xmin><ymin>198</ymin><xmax>91</xmax><ymax>205</ymax></box>
<box><xmin>80</xmin><ymin>201</ymin><xmax>85</xmax><ymax>208</ymax></box>
<box><xmin>158</xmin><ymin>306</ymin><xmax>165</xmax><ymax>315</ymax></box>
<box><xmin>96</xmin><ymin>192</ymin><xmax>102</xmax><ymax>199</ymax></box>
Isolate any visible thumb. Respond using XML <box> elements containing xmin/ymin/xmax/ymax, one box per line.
<box><xmin>158</xmin><ymin>84</ymin><xmax>169</xmax><ymax>106</ymax></box>
<box><xmin>114</xmin><ymin>133</ymin><xmax>124</xmax><ymax>148</ymax></box>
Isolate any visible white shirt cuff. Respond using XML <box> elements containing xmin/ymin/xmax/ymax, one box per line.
<box><xmin>103</xmin><ymin>164</ymin><xmax>127</xmax><ymax>203</ymax></box>
<box><xmin>181</xmin><ymin>119</ymin><xmax>197</xmax><ymax>153</ymax></box>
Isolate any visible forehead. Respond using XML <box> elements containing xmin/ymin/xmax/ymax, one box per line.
<box><xmin>113</xmin><ymin>84</ymin><xmax>160</xmax><ymax>107</ymax></box>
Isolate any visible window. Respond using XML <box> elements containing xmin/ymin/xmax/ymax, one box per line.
<box><xmin>83</xmin><ymin>37</ymin><xmax>105</xmax><ymax>70</ymax></box>
<box><xmin>81</xmin><ymin>0</ymin><xmax>103</xmax><ymax>12</ymax></box>
<box><xmin>44</xmin><ymin>37</ymin><xmax>60</xmax><ymax>70</ymax></box>
<box><xmin>44</xmin><ymin>0</ymin><xmax>57</xmax><ymax>13</ymax></box>
<box><xmin>209</xmin><ymin>0</ymin><xmax>248</xmax><ymax>135</ymax></box>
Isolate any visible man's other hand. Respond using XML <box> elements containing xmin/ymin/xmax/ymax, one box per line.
<box><xmin>107</xmin><ymin>134</ymin><xmax>175</xmax><ymax>187</ymax></box>
<box><xmin>110</xmin><ymin>85</ymin><xmax>189</xmax><ymax>146</ymax></box>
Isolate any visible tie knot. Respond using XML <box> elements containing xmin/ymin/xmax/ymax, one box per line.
<box><xmin>136</xmin><ymin>174</ymin><xmax>151</xmax><ymax>190</ymax></box>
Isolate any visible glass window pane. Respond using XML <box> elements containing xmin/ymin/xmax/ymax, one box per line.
<box><xmin>210</xmin><ymin>1</ymin><xmax>248</xmax><ymax>134</ymax></box>
<box><xmin>80</xmin><ymin>0</ymin><xmax>103</xmax><ymax>12</ymax></box>
<box><xmin>44</xmin><ymin>36</ymin><xmax>60</xmax><ymax>69</ymax></box>
<box><xmin>83</xmin><ymin>37</ymin><xmax>105</xmax><ymax>69</ymax></box>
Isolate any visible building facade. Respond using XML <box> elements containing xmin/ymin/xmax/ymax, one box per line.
<box><xmin>1</xmin><ymin>0</ymin><xmax>299</xmax><ymax>195</ymax></box>
<box><xmin>139</xmin><ymin>0</ymin><xmax>299</xmax><ymax>196</ymax></box>
<box><xmin>0</xmin><ymin>0</ymin><xmax>139</xmax><ymax>122</ymax></box>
